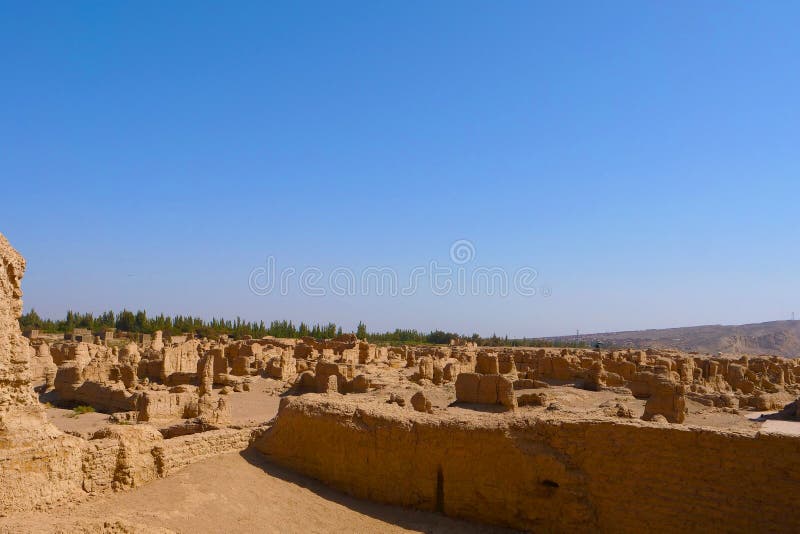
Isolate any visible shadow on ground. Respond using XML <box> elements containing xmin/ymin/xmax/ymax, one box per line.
<box><xmin>239</xmin><ymin>447</ymin><xmax>514</xmax><ymax>534</ymax></box>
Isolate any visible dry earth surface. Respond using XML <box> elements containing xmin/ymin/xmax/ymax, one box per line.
<box><xmin>4</xmin><ymin>231</ymin><xmax>800</xmax><ymax>533</ymax></box>
<box><xmin>0</xmin><ymin>450</ymin><xmax>508</xmax><ymax>534</ymax></box>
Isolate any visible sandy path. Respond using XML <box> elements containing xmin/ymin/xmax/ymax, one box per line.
<box><xmin>747</xmin><ymin>411</ymin><xmax>800</xmax><ymax>436</ymax></box>
<box><xmin>0</xmin><ymin>450</ymin><xmax>510</xmax><ymax>534</ymax></box>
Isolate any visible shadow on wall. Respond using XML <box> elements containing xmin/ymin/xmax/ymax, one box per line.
<box><xmin>237</xmin><ymin>448</ymin><xmax>516</xmax><ymax>533</ymax></box>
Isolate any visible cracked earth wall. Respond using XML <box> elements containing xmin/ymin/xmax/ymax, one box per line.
<box><xmin>256</xmin><ymin>395</ymin><xmax>800</xmax><ymax>532</ymax></box>
<box><xmin>0</xmin><ymin>232</ymin><xmax>86</xmax><ymax>512</ymax></box>
<box><xmin>0</xmin><ymin>232</ymin><xmax>258</xmax><ymax>513</ymax></box>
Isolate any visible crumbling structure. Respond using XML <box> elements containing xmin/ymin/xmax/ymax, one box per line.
<box><xmin>4</xmin><ymin>229</ymin><xmax>800</xmax><ymax>532</ymax></box>
<box><xmin>0</xmin><ymin>233</ymin><xmax>259</xmax><ymax>515</ymax></box>
<box><xmin>256</xmin><ymin>394</ymin><xmax>800</xmax><ymax>532</ymax></box>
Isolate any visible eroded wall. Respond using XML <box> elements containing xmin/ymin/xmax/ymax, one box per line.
<box><xmin>256</xmin><ymin>395</ymin><xmax>800</xmax><ymax>533</ymax></box>
<box><xmin>81</xmin><ymin>426</ymin><xmax>258</xmax><ymax>494</ymax></box>
<box><xmin>0</xmin><ymin>233</ymin><xmax>86</xmax><ymax>511</ymax></box>
<box><xmin>0</xmin><ymin>232</ymin><xmax>257</xmax><ymax>513</ymax></box>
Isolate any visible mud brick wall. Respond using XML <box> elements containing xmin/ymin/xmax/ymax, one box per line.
<box><xmin>256</xmin><ymin>395</ymin><xmax>800</xmax><ymax>533</ymax></box>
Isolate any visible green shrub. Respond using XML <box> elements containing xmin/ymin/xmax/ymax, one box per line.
<box><xmin>72</xmin><ymin>405</ymin><xmax>96</xmax><ymax>415</ymax></box>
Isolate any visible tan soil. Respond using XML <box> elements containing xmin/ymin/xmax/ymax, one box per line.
<box><xmin>0</xmin><ymin>450</ymin><xmax>510</xmax><ymax>534</ymax></box>
<box><xmin>45</xmin><ymin>405</ymin><xmax>111</xmax><ymax>435</ymax></box>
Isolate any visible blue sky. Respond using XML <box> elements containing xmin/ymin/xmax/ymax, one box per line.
<box><xmin>2</xmin><ymin>1</ymin><xmax>799</xmax><ymax>337</ymax></box>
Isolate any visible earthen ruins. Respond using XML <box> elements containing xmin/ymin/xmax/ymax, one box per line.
<box><xmin>2</xmin><ymin>231</ymin><xmax>800</xmax><ymax>532</ymax></box>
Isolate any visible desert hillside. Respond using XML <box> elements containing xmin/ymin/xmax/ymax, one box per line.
<box><xmin>557</xmin><ymin>320</ymin><xmax>800</xmax><ymax>357</ymax></box>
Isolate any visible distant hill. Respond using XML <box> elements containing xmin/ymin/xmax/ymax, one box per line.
<box><xmin>551</xmin><ymin>320</ymin><xmax>800</xmax><ymax>358</ymax></box>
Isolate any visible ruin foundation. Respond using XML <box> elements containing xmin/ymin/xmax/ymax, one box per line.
<box><xmin>256</xmin><ymin>394</ymin><xmax>800</xmax><ymax>532</ymax></box>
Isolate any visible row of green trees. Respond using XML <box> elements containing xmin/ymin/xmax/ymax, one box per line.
<box><xmin>364</xmin><ymin>328</ymin><xmax>466</xmax><ymax>345</ymax></box>
<box><xmin>363</xmin><ymin>329</ymin><xmax>588</xmax><ymax>347</ymax></box>
<box><xmin>18</xmin><ymin>309</ymin><xmax>588</xmax><ymax>347</ymax></box>
<box><xmin>18</xmin><ymin>309</ymin><xmax>344</xmax><ymax>340</ymax></box>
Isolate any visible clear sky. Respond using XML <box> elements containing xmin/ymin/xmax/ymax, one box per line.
<box><xmin>2</xmin><ymin>1</ymin><xmax>799</xmax><ymax>337</ymax></box>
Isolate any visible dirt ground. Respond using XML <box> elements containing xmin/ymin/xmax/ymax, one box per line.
<box><xmin>42</xmin><ymin>368</ymin><xmax>800</xmax><ymax>437</ymax></box>
<box><xmin>0</xmin><ymin>450</ymin><xmax>511</xmax><ymax>534</ymax></box>
<box><xmin>15</xmin><ymin>368</ymin><xmax>800</xmax><ymax>534</ymax></box>
<box><xmin>42</xmin><ymin>377</ymin><xmax>285</xmax><ymax>436</ymax></box>
<box><xmin>747</xmin><ymin>411</ymin><xmax>800</xmax><ymax>435</ymax></box>
<box><xmin>354</xmin><ymin>365</ymin><xmax>785</xmax><ymax>431</ymax></box>
<box><xmin>45</xmin><ymin>404</ymin><xmax>112</xmax><ymax>435</ymax></box>
<box><xmin>225</xmin><ymin>378</ymin><xmax>283</xmax><ymax>426</ymax></box>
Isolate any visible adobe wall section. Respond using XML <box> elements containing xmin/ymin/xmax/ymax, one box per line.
<box><xmin>81</xmin><ymin>426</ymin><xmax>259</xmax><ymax>494</ymax></box>
<box><xmin>255</xmin><ymin>395</ymin><xmax>800</xmax><ymax>533</ymax></box>
<box><xmin>157</xmin><ymin>426</ymin><xmax>256</xmax><ymax>476</ymax></box>
<box><xmin>0</xmin><ymin>233</ymin><xmax>86</xmax><ymax>512</ymax></box>
<box><xmin>0</xmin><ymin>232</ymin><xmax>261</xmax><ymax>513</ymax></box>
